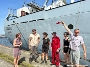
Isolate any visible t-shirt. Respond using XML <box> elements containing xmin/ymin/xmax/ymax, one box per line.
<box><xmin>42</xmin><ymin>38</ymin><xmax>50</xmax><ymax>48</ymax></box>
<box><xmin>29</xmin><ymin>33</ymin><xmax>40</xmax><ymax>46</ymax></box>
<box><xmin>70</xmin><ymin>32</ymin><xmax>84</xmax><ymax>51</ymax></box>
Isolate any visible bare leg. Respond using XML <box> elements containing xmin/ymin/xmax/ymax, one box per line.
<box><xmin>67</xmin><ymin>52</ymin><xmax>70</xmax><ymax>64</ymax></box>
<box><xmin>14</xmin><ymin>57</ymin><xmax>17</xmax><ymax>67</ymax></box>
<box><xmin>45</xmin><ymin>53</ymin><xmax>48</xmax><ymax>61</ymax></box>
<box><xmin>16</xmin><ymin>56</ymin><xmax>20</xmax><ymax>67</ymax></box>
<box><xmin>75</xmin><ymin>64</ymin><xmax>79</xmax><ymax>67</ymax></box>
<box><xmin>64</xmin><ymin>53</ymin><xmax>67</xmax><ymax>62</ymax></box>
<box><xmin>41</xmin><ymin>52</ymin><xmax>44</xmax><ymax>64</ymax></box>
<box><xmin>42</xmin><ymin>53</ymin><xmax>44</xmax><ymax>60</ymax></box>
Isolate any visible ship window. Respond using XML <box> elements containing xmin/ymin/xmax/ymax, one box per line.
<box><xmin>29</xmin><ymin>20</ymin><xmax>36</xmax><ymax>22</ymax></box>
<box><xmin>21</xmin><ymin>21</ymin><xmax>28</xmax><ymax>23</ymax></box>
<box><xmin>26</xmin><ymin>12</ymin><xmax>29</xmax><ymax>15</ymax></box>
<box><xmin>11</xmin><ymin>24</ymin><xmax>15</xmax><ymax>25</ymax></box>
<box><xmin>37</xmin><ymin>18</ymin><xmax>44</xmax><ymax>21</ymax></box>
<box><xmin>8</xmin><ymin>25</ymin><xmax>10</xmax><ymax>26</ymax></box>
<box><xmin>32</xmin><ymin>9</ymin><xmax>33</xmax><ymax>12</ymax></box>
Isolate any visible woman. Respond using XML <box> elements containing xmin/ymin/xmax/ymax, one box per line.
<box><xmin>41</xmin><ymin>32</ymin><xmax>50</xmax><ymax>64</ymax></box>
<box><xmin>63</xmin><ymin>32</ymin><xmax>70</xmax><ymax>63</ymax></box>
<box><xmin>13</xmin><ymin>33</ymin><xmax>22</xmax><ymax>67</ymax></box>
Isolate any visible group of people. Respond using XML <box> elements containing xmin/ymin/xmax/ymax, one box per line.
<box><xmin>13</xmin><ymin>21</ymin><xmax>86</xmax><ymax>67</ymax></box>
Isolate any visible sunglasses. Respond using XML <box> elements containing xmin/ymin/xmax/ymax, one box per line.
<box><xmin>75</xmin><ymin>32</ymin><xmax>79</xmax><ymax>33</ymax></box>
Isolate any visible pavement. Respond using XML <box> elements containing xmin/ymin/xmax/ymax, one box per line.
<box><xmin>0</xmin><ymin>45</ymin><xmax>63</xmax><ymax>67</ymax></box>
<box><xmin>0</xmin><ymin>58</ymin><xmax>13</xmax><ymax>67</ymax></box>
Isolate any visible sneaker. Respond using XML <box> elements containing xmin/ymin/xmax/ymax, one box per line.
<box><xmin>35</xmin><ymin>59</ymin><xmax>39</xmax><ymax>63</ymax></box>
<box><xmin>29</xmin><ymin>58</ymin><xmax>32</xmax><ymax>63</ymax></box>
<box><xmin>40</xmin><ymin>61</ymin><xmax>44</xmax><ymax>64</ymax></box>
<box><xmin>56</xmin><ymin>66</ymin><xmax>59</xmax><ymax>67</ymax></box>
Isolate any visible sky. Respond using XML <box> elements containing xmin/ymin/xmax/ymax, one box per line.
<box><xmin>0</xmin><ymin>0</ymin><xmax>79</xmax><ymax>34</ymax></box>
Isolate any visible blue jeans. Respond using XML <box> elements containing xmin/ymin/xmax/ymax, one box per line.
<box><xmin>70</xmin><ymin>50</ymin><xmax>80</xmax><ymax>65</ymax></box>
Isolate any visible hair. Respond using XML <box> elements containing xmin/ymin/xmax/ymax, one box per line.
<box><xmin>43</xmin><ymin>32</ymin><xmax>48</xmax><ymax>36</ymax></box>
<box><xmin>64</xmin><ymin>32</ymin><xmax>69</xmax><ymax>35</ymax></box>
<box><xmin>74</xmin><ymin>29</ymin><xmax>79</xmax><ymax>31</ymax></box>
<box><xmin>32</xmin><ymin>29</ymin><xmax>36</xmax><ymax>32</ymax></box>
<box><xmin>15</xmin><ymin>33</ymin><xmax>21</xmax><ymax>38</ymax></box>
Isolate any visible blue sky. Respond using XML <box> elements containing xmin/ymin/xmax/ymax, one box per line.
<box><xmin>0</xmin><ymin>0</ymin><xmax>79</xmax><ymax>34</ymax></box>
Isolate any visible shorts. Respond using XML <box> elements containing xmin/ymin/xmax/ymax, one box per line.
<box><xmin>63</xmin><ymin>47</ymin><xmax>69</xmax><ymax>53</ymax></box>
<box><xmin>70</xmin><ymin>50</ymin><xmax>80</xmax><ymax>64</ymax></box>
<box><xmin>13</xmin><ymin>47</ymin><xmax>21</xmax><ymax>57</ymax></box>
<box><xmin>42</xmin><ymin>45</ymin><xmax>49</xmax><ymax>53</ymax></box>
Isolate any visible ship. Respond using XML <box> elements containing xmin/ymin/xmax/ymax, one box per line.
<box><xmin>4</xmin><ymin>0</ymin><xmax>90</xmax><ymax>66</ymax></box>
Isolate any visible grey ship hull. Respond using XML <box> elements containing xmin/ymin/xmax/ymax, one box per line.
<box><xmin>4</xmin><ymin>0</ymin><xmax>90</xmax><ymax>66</ymax></box>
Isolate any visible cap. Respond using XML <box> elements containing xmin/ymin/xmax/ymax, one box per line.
<box><xmin>43</xmin><ymin>32</ymin><xmax>48</xmax><ymax>35</ymax></box>
<box><xmin>51</xmin><ymin>32</ymin><xmax>56</xmax><ymax>34</ymax></box>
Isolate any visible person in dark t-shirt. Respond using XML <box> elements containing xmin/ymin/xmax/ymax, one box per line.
<box><xmin>41</xmin><ymin>32</ymin><xmax>50</xmax><ymax>64</ymax></box>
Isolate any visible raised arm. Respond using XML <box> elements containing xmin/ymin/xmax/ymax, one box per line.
<box><xmin>61</xmin><ymin>21</ymin><xmax>71</xmax><ymax>34</ymax></box>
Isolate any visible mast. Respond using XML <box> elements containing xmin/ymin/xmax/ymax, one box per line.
<box><xmin>43</xmin><ymin>0</ymin><xmax>49</xmax><ymax>8</ymax></box>
<box><xmin>23</xmin><ymin>0</ymin><xmax>26</xmax><ymax>7</ymax></box>
<box><xmin>8</xmin><ymin>8</ymin><xmax>11</xmax><ymax>15</ymax></box>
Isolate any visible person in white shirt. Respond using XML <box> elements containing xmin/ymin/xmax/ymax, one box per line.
<box><xmin>61</xmin><ymin>21</ymin><xmax>86</xmax><ymax>67</ymax></box>
<box><xmin>28</xmin><ymin>29</ymin><xmax>40</xmax><ymax>63</ymax></box>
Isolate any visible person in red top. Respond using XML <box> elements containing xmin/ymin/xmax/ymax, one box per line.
<box><xmin>51</xmin><ymin>32</ymin><xmax>60</xmax><ymax>67</ymax></box>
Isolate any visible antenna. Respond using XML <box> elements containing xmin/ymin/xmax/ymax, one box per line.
<box><xmin>43</xmin><ymin>0</ymin><xmax>49</xmax><ymax>8</ymax></box>
<box><xmin>52</xmin><ymin>0</ymin><xmax>54</xmax><ymax>4</ymax></box>
<box><xmin>23</xmin><ymin>0</ymin><xmax>26</xmax><ymax>7</ymax></box>
<box><xmin>32</xmin><ymin>0</ymin><xmax>35</xmax><ymax>4</ymax></box>
<box><xmin>8</xmin><ymin>8</ymin><xmax>11</xmax><ymax>15</ymax></box>
<box><xmin>12</xmin><ymin>9</ymin><xmax>16</xmax><ymax>16</ymax></box>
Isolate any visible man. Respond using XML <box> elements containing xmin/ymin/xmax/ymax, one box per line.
<box><xmin>51</xmin><ymin>32</ymin><xmax>60</xmax><ymax>67</ymax></box>
<box><xmin>61</xmin><ymin>21</ymin><xmax>86</xmax><ymax>67</ymax></box>
<box><xmin>28</xmin><ymin>29</ymin><xmax>40</xmax><ymax>63</ymax></box>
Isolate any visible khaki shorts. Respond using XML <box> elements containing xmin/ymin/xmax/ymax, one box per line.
<box><xmin>70</xmin><ymin>50</ymin><xmax>80</xmax><ymax>65</ymax></box>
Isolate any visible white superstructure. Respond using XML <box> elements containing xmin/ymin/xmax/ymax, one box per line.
<box><xmin>71</xmin><ymin>0</ymin><xmax>75</xmax><ymax>3</ymax></box>
<box><xmin>17</xmin><ymin>7</ymin><xmax>30</xmax><ymax>17</ymax></box>
<box><xmin>45</xmin><ymin>0</ymin><xmax>65</xmax><ymax>10</ymax></box>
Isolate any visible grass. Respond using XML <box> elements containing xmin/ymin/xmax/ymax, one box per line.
<box><xmin>0</xmin><ymin>52</ymin><xmax>34</xmax><ymax>67</ymax></box>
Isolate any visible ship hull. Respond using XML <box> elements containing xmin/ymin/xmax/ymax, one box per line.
<box><xmin>4</xmin><ymin>0</ymin><xmax>90</xmax><ymax>66</ymax></box>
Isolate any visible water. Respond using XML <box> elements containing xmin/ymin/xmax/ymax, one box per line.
<box><xmin>0</xmin><ymin>37</ymin><xmax>13</xmax><ymax>47</ymax></box>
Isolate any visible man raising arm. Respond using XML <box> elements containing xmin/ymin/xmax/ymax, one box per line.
<box><xmin>61</xmin><ymin>21</ymin><xmax>86</xmax><ymax>67</ymax></box>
